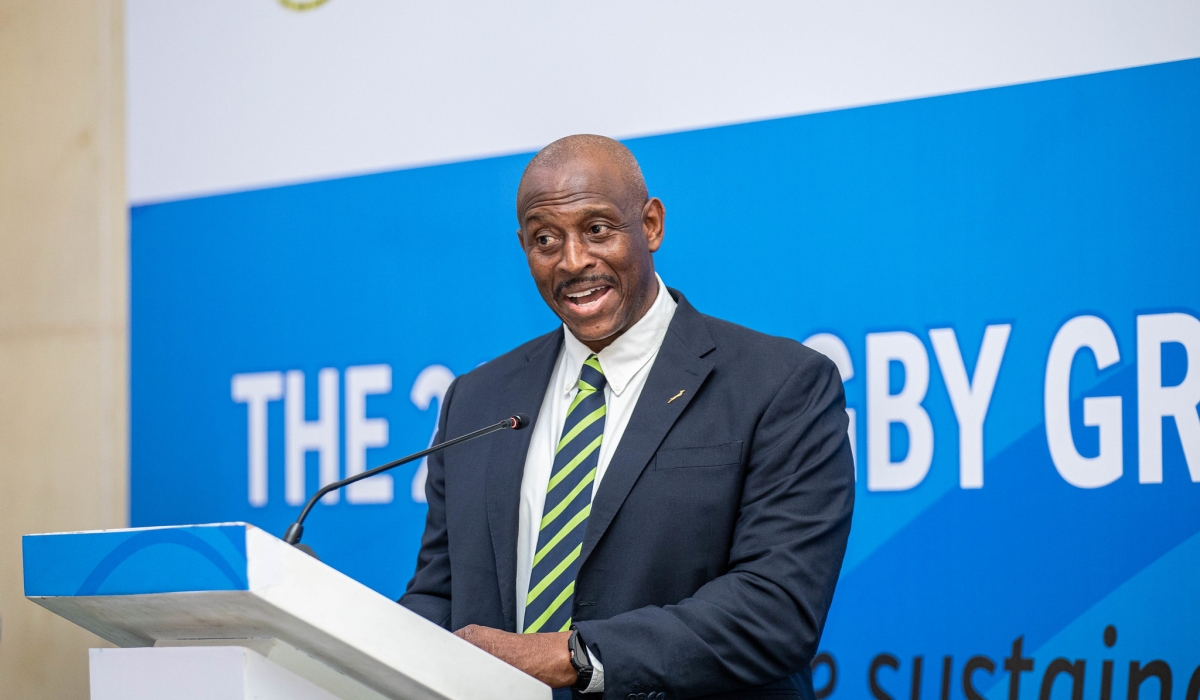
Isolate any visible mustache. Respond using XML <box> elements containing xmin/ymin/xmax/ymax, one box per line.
<box><xmin>556</xmin><ymin>274</ymin><xmax>617</xmax><ymax>297</ymax></box>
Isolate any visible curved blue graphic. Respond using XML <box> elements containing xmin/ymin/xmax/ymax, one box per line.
<box><xmin>75</xmin><ymin>529</ymin><xmax>247</xmax><ymax>595</ymax></box>
<box><xmin>23</xmin><ymin>525</ymin><xmax>248</xmax><ymax>597</ymax></box>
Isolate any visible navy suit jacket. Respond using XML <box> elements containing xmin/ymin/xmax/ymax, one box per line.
<box><xmin>400</xmin><ymin>290</ymin><xmax>854</xmax><ymax>700</ymax></box>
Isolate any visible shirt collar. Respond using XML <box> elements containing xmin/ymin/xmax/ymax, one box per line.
<box><xmin>561</xmin><ymin>274</ymin><xmax>677</xmax><ymax>396</ymax></box>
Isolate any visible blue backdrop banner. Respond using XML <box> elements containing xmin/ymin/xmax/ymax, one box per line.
<box><xmin>131</xmin><ymin>58</ymin><xmax>1200</xmax><ymax>699</ymax></box>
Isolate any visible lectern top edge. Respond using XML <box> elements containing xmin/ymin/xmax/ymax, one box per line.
<box><xmin>24</xmin><ymin>521</ymin><xmax>251</xmax><ymax>537</ymax></box>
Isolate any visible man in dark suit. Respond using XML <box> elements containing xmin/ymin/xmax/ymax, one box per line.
<box><xmin>399</xmin><ymin>135</ymin><xmax>854</xmax><ymax>699</ymax></box>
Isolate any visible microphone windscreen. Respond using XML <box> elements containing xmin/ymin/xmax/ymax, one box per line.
<box><xmin>511</xmin><ymin>413</ymin><xmax>531</xmax><ymax>430</ymax></box>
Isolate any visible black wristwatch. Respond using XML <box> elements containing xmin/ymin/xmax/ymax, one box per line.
<box><xmin>568</xmin><ymin>625</ymin><xmax>594</xmax><ymax>691</ymax></box>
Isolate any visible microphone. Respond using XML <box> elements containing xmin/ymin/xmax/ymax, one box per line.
<box><xmin>282</xmin><ymin>414</ymin><xmax>530</xmax><ymax>556</ymax></box>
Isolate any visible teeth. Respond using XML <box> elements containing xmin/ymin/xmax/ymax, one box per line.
<box><xmin>566</xmin><ymin>286</ymin><xmax>605</xmax><ymax>298</ymax></box>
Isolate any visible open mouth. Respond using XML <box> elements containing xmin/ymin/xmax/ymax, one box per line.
<box><xmin>562</xmin><ymin>285</ymin><xmax>612</xmax><ymax>309</ymax></box>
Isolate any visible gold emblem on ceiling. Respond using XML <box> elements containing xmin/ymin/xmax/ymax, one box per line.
<box><xmin>279</xmin><ymin>0</ymin><xmax>330</xmax><ymax>11</ymax></box>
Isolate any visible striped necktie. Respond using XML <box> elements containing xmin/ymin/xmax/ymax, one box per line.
<box><xmin>523</xmin><ymin>354</ymin><xmax>607</xmax><ymax>634</ymax></box>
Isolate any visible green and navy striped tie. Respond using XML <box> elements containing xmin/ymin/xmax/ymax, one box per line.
<box><xmin>523</xmin><ymin>354</ymin><xmax>607</xmax><ymax>634</ymax></box>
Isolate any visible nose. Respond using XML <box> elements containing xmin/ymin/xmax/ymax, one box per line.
<box><xmin>559</xmin><ymin>231</ymin><xmax>595</xmax><ymax>276</ymax></box>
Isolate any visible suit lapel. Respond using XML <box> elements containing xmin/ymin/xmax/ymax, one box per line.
<box><xmin>579</xmin><ymin>292</ymin><xmax>716</xmax><ymax>569</ymax></box>
<box><xmin>485</xmin><ymin>329</ymin><xmax>562</xmax><ymax>632</ymax></box>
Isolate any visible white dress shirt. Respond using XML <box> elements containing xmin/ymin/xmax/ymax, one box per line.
<box><xmin>515</xmin><ymin>274</ymin><xmax>677</xmax><ymax>692</ymax></box>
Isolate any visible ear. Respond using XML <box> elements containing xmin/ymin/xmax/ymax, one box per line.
<box><xmin>642</xmin><ymin>198</ymin><xmax>665</xmax><ymax>253</ymax></box>
<box><xmin>515</xmin><ymin>228</ymin><xmax>526</xmax><ymax>251</ymax></box>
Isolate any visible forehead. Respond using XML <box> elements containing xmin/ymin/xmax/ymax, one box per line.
<box><xmin>517</xmin><ymin>156</ymin><xmax>631</xmax><ymax>223</ymax></box>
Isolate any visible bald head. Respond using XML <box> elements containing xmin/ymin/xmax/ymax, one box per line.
<box><xmin>517</xmin><ymin>135</ymin><xmax>648</xmax><ymax>218</ymax></box>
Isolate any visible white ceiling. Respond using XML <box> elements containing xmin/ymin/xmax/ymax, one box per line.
<box><xmin>126</xmin><ymin>0</ymin><xmax>1200</xmax><ymax>204</ymax></box>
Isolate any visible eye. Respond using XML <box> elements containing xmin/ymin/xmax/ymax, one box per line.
<box><xmin>536</xmin><ymin>234</ymin><xmax>554</xmax><ymax>246</ymax></box>
<box><xmin>589</xmin><ymin>224</ymin><xmax>609</xmax><ymax>234</ymax></box>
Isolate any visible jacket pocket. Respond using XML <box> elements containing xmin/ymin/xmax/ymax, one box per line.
<box><xmin>653</xmin><ymin>440</ymin><xmax>744</xmax><ymax>470</ymax></box>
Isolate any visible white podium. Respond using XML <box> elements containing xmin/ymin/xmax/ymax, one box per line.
<box><xmin>23</xmin><ymin>523</ymin><xmax>550</xmax><ymax>700</ymax></box>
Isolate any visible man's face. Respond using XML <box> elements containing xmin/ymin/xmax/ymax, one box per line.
<box><xmin>517</xmin><ymin>155</ymin><xmax>664</xmax><ymax>350</ymax></box>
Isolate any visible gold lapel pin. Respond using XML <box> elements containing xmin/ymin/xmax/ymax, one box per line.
<box><xmin>668</xmin><ymin>390</ymin><xmax>685</xmax><ymax>404</ymax></box>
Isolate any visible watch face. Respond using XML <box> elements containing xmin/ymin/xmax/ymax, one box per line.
<box><xmin>569</xmin><ymin>629</ymin><xmax>592</xmax><ymax>673</ymax></box>
<box><xmin>569</xmin><ymin>634</ymin><xmax>583</xmax><ymax>667</ymax></box>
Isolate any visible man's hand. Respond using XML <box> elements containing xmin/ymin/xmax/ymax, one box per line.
<box><xmin>454</xmin><ymin>625</ymin><xmax>577</xmax><ymax>688</ymax></box>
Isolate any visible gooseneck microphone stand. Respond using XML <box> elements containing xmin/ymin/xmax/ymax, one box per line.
<box><xmin>282</xmin><ymin>414</ymin><xmax>529</xmax><ymax>557</ymax></box>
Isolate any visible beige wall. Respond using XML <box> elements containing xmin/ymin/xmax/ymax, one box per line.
<box><xmin>0</xmin><ymin>0</ymin><xmax>128</xmax><ymax>697</ymax></box>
